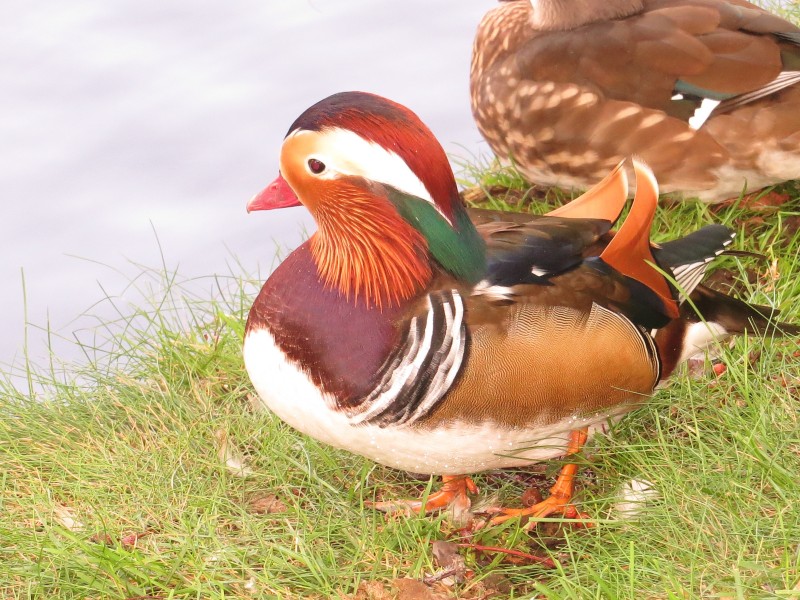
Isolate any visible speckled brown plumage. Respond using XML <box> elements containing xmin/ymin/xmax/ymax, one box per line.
<box><xmin>471</xmin><ymin>0</ymin><xmax>800</xmax><ymax>201</ymax></box>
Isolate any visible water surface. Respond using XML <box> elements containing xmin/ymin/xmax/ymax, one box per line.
<box><xmin>1</xmin><ymin>0</ymin><xmax>489</xmax><ymax>373</ymax></box>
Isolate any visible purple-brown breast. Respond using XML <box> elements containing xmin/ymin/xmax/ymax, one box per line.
<box><xmin>246</xmin><ymin>241</ymin><xmax>412</xmax><ymax>409</ymax></box>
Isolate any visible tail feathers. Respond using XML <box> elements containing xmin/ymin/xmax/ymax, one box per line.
<box><xmin>721</xmin><ymin>249</ymin><xmax>766</xmax><ymax>261</ymax></box>
<box><xmin>655</xmin><ymin>225</ymin><xmax>734</xmax><ymax>269</ymax></box>
<box><xmin>661</xmin><ymin>285</ymin><xmax>799</xmax><ymax>370</ymax></box>
<box><xmin>715</xmin><ymin>71</ymin><xmax>800</xmax><ymax>113</ymax></box>
<box><xmin>654</xmin><ymin>224</ymin><xmax>735</xmax><ymax>301</ymax></box>
<box><xmin>775</xmin><ymin>32</ymin><xmax>800</xmax><ymax>47</ymax></box>
<box><xmin>689</xmin><ymin>285</ymin><xmax>800</xmax><ymax>336</ymax></box>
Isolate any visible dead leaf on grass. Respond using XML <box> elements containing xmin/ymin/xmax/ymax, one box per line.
<box><xmin>393</xmin><ymin>578</ymin><xmax>449</xmax><ymax>600</ymax></box>
<box><xmin>248</xmin><ymin>493</ymin><xmax>287</xmax><ymax>515</ymax></box>
<box><xmin>53</xmin><ymin>505</ymin><xmax>84</xmax><ymax>532</ymax></box>
<box><xmin>521</xmin><ymin>486</ymin><xmax>544</xmax><ymax>506</ymax></box>
<box><xmin>480</xmin><ymin>573</ymin><xmax>513</xmax><ymax>596</ymax></box>
<box><xmin>741</xmin><ymin>189</ymin><xmax>792</xmax><ymax>210</ymax></box>
<box><xmin>761</xmin><ymin>259</ymin><xmax>781</xmax><ymax>292</ymax></box>
<box><xmin>121</xmin><ymin>530</ymin><xmax>152</xmax><ymax>548</ymax></box>
<box><xmin>247</xmin><ymin>393</ymin><xmax>266</xmax><ymax>413</ymax></box>
<box><xmin>345</xmin><ymin>580</ymin><xmax>394</xmax><ymax>600</ymax></box>
<box><xmin>425</xmin><ymin>540</ymin><xmax>468</xmax><ymax>586</ymax></box>
<box><xmin>345</xmin><ymin>575</ymin><xmax>511</xmax><ymax>600</ymax></box>
<box><xmin>214</xmin><ymin>429</ymin><xmax>254</xmax><ymax>477</ymax></box>
<box><xmin>89</xmin><ymin>532</ymin><xmax>114</xmax><ymax>545</ymax></box>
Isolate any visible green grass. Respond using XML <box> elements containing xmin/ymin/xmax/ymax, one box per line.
<box><xmin>1</xmin><ymin>174</ymin><xmax>799</xmax><ymax>598</ymax></box>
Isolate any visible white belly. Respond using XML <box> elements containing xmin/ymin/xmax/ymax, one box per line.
<box><xmin>243</xmin><ymin>327</ymin><xmax>624</xmax><ymax>475</ymax></box>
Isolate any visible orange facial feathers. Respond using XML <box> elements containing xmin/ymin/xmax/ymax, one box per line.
<box><xmin>309</xmin><ymin>181</ymin><xmax>432</xmax><ymax>309</ymax></box>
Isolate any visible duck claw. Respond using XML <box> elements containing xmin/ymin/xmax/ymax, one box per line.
<box><xmin>367</xmin><ymin>475</ymin><xmax>477</xmax><ymax>517</ymax></box>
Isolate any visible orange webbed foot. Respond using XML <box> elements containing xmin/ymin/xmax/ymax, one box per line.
<box><xmin>487</xmin><ymin>484</ymin><xmax>592</xmax><ymax>530</ymax></box>
<box><xmin>487</xmin><ymin>428</ymin><xmax>593</xmax><ymax>530</ymax></box>
<box><xmin>368</xmin><ymin>475</ymin><xmax>478</xmax><ymax>517</ymax></box>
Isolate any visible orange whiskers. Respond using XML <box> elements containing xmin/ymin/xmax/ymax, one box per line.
<box><xmin>310</xmin><ymin>183</ymin><xmax>432</xmax><ymax>308</ymax></box>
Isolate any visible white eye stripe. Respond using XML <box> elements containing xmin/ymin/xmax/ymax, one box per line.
<box><xmin>293</xmin><ymin>128</ymin><xmax>435</xmax><ymax>204</ymax></box>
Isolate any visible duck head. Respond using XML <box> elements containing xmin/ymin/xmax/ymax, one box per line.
<box><xmin>248</xmin><ymin>91</ymin><xmax>485</xmax><ymax>309</ymax></box>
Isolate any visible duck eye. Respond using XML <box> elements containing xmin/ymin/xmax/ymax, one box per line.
<box><xmin>308</xmin><ymin>158</ymin><xmax>326</xmax><ymax>174</ymax></box>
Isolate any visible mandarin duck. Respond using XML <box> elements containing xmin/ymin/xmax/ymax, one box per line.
<box><xmin>244</xmin><ymin>91</ymin><xmax>798</xmax><ymax>523</ymax></box>
<box><xmin>471</xmin><ymin>0</ymin><xmax>800</xmax><ymax>202</ymax></box>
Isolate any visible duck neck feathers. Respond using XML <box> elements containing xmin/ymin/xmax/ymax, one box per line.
<box><xmin>309</xmin><ymin>181</ymin><xmax>433</xmax><ymax>310</ymax></box>
<box><xmin>307</xmin><ymin>177</ymin><xmax>486</xmax><ymax>310</ymax></box>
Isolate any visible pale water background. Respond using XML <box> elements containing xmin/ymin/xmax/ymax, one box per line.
<box><xmin>1</xmin><ymin>0</ymin><xmax>489</xmax><ymax>376</ymax></box>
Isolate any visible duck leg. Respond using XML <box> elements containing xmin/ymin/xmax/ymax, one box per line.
<box><xmin>489</xmin><ymin>427</ymin><xmax>591</xmax><ymax>527</ymax></box>
<box><xmin>370</xmin><ymin>475</ymin><xmax>479</xmax><ymax>514</ymax></box>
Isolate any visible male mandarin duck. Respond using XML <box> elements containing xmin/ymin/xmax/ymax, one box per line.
<box><xmin>243</xmin><ymin>91</ymin><xmax>798</xmax><ymax>523</ymax></box>
<box><xmin>471</xmin><ymin>0</ymin><xmax>800</xmax><ymax>202</ymax></box>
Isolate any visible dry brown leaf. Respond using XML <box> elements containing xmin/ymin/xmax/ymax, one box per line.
<box><xmin>481</xmin><ymin>573</ymin><xmax>513</xmax><ymax>596</ymax></box>
<box><xmin>761</xmin><ymin>259</ymin><xmax>781</xmax><ymax>292</ymax></box>
<box><xmin>121</xmin><ymin>530</ymin><xmax>152</xmax><ymax>548</ymax></box>
<box><xmin>427</xmin><ymin>541</ymin><xmax>468</xmax><ymax>586</ymax></box>
<box><xmin>247</xmin><ymin>393</ymin><xmax>266</xmax><ymax>413</ymax></box>
<box><xmin>248</xmin><ymin>494</ymin><xmax>287</xmax><ymax>515</ymax></box>
<box><xmin>346</xmin><ymin>580</ymin><xmax>394</xmax><ymax>600</ymax></box>
<box><xmin>392</xmin><ymin>578</ymin><xmax>448</xmax><ymax>600</ymax></box>
<box><xmin>214</xmin><ymin>429</ymin><xmax>254</xmax><ymax>477</ymax></box>
<box><xmin>89</xmin><ymin>533</ymin><xmax>114</xmax><ymax>545</ymax></box>
<box><xmin>431</xmin><ymin>541</ymin><xmax>459</xmax><ymax>568</ymax></box>
<box><xmin>521</xmin><ymin>486</ymin><xmax>544</xmax><ymax>507</ymax></box>
<box><xmin>741</xmin><ymin>190</ymin><xmax>791</xmax><ymax>210</ymax></box>
<box><xmin>53</xmin><ymin>505</ymin><xmax>83</xmax><ymax>532</ymax></box>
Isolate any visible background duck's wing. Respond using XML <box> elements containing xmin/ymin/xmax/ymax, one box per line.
<box><xmin>506</xmin><ymin>1</ymin><xmax>800</xmax><ymax>122</ymax></box>
<box><xmin>471</xmin><ymin>0</ymin><xmax>800</xmax><ymax>194</ymax></box>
